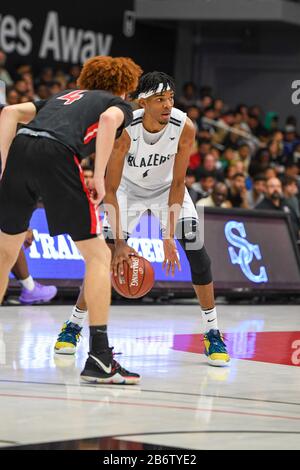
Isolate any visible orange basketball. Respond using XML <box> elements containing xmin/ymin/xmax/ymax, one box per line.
<box><xmin>111</xmin><ymin>256</ymin><xmax>155</xmax><ymax>299</ymax></box>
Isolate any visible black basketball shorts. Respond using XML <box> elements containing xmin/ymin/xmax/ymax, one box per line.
<box><xmin>0</xmin><ymin>135</ymin><xmax>101</xmax><ymax>241</ymax></box>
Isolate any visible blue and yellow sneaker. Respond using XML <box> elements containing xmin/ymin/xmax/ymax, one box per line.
<box><xmin>204</xmin><ymin>329</ymin><xmax>230</xmax><ymax>367</ymax></box>
<box><xmin>54</xmin><ymin>321</ymin><xmax>82</xmax><ymax>355</ymax></box>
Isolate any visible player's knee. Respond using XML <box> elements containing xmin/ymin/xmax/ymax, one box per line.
<box><xmin>176</xmin><ymin>219</ymin><xmax>212</xmax><ymax>285</ymax></box>
<box><xmin>76</xmin><ymin>238</ymin><xmax>111</xmax><ymax>267</ymax></box>
<box><xmin>189</xmin><ymin>248</ymin><xmax>212</xmax><ymax>285</ymax></box>
<box><xmin>0</xmin><ymin>244</ymin><xmax>19</xmax><ymax>267</ymax></box>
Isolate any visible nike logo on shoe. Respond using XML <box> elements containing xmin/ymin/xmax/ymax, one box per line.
<box><xmin>90</xmin><ymin>354</ymin><xmax>112</xmax><ymax>374</ymax></box>
<box><xmin>208</xmin><ymin>318</ymin><xmax>217</xmax><ymax>322</ymax></box>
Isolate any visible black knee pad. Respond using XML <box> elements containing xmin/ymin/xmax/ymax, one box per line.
<box><xmin>176</xmin><ymin>218</ymin><xmax>212</xmax><ymax>285</ymax></box>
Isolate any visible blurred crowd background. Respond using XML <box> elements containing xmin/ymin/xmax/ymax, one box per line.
<box><xmin>1</xmin><ymin>47</ymin><xmax>299</xmax><ymax>243</ymax></box>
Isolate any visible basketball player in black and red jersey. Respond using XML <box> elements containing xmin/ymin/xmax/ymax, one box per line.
<box><xmin>0</xmin><ymin>56</ymin><xmax>142</xmax><ymax>384</ymax></box>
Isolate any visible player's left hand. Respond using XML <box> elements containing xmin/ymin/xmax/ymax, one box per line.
<box><xmin>162</xmin><ymin>238</ymin><xmax>181</xmax><ymax>277</ymax></box>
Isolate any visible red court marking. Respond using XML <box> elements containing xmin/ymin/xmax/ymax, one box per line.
<box><xmin>0</xmin><ymin>393</ymin><xmax>299</xmax><ymax>422</ymax></box>
<box><xmin>172</xmin><ymin>332</ymin><xmax>300</xmax><ymax>367</ymax></box>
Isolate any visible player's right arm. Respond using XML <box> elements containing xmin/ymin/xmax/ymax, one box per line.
<box><xmin>104</xmin><ymin>129</ymin><xmax>139</xmax><ymax>275</ymax></box>
<box><xmin>0</xmin><ymin>102</ymin><xmax>38</xmax><ymax>175</ymax></box>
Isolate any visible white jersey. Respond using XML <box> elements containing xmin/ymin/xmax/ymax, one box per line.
<box><xmin>103</xmin><ymin>107</ymin><xmax>198</xmax><ymax>234</ymax></box>
<box><xmin>120</xmin><ymin>107</ymin><xmax>187</xmax><ymax>195</ymax></box>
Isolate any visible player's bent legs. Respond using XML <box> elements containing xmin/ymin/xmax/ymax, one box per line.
<box><xmin>74</xmin><ymin>236</ymin><xmax>140</xmax><ymax>384</ymax></box>
<box><xmin>176</xmin><ymin>218</ymin><xmax>230</xmax><ymax>367</ymax></box>
<box><xmin>54</xmin><ymin>241</ymin><xmax>116</xmax><ymax>355</ymax></box>
<box><xmin>11</xmin><ymin>248</ymin><xmax>30</xmax><ymax>280</ymax></box>
<box><xmin>74</xmin><ymin>236</ymin><xmax>111</xmax><ymax>326</ymax></box>
<box><xmin>0</xmin><ymin>231</ymin><xmax>27</xmax><ymax>304</ymax></box>
<box><xmin>75</xmin><ymin>242</ymin><xmax>115</xmax><ymax>312</ymax></box>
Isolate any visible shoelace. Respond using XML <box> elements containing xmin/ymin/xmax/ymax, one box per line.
<box><xmin>205</xmin><ymin>332</ymin><xmax>227</xmax><ymax>353</ymax></box>
<box><xmin>112</xmin><ymin>359</ymin><xmax>132</xmax><ymax>375</ymax></box>
<box><xmin>58</xmin><ymin>323</ymin><xmax>81</xmax><ymax>344</ymax></box>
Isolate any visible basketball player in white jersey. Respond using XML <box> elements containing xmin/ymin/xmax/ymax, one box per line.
<box><xmin>55</xmin><ymin>72</ymin><xmax>230</xmax><ymax>367</ymax></box>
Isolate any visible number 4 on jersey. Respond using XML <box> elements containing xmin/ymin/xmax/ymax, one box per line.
<box><xmin>58</xmin><ymin>90</ymin><xmax>86</xmax><ymax>105</ymax></box>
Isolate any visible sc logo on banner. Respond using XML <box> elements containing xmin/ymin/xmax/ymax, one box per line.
<box><xmin>225</xmin><ymin>221</ymin><xmax>268</xmax><ymax>283</ymax></box>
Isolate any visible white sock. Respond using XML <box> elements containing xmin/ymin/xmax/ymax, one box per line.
<box><xmin>19</xmin><ymin>276</ymin><xmax>35</xmax><ymax>292</ymax></box>
<box><xmin>201</xmin><ymin>307</ymin><xmax>218</xmax><ymax>333</ymax></box>
<box><xmin>69</xmin><ymin>306</ymin><xmax>88</xmax><ymax>328</ymax></box>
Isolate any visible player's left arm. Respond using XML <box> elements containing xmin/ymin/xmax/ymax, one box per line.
<box><xmin>166</xmin><ymin>117</ymin><xmax>196</xmax><ymax>238</ymax></box>
<box><xmin>163</xmin><ymin>118</ymin><xmax>195</xmax><ymax>276</ymax></box>
<box><xmin>0</xmin><ymin>102</ymin><xmax>38</xmax><ymax>175</ymax></box>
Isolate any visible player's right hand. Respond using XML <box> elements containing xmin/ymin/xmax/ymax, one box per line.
<box><xmin>112</xmin><ymin>243</ymin><xmax>139</xmax><ymax>279</ymax></box>
<box><xmin>89</xmin><ymin>177</ymin><xmax>105</xmax><ymax>206</ymax></box>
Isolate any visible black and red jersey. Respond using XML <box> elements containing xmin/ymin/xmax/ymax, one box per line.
<box><xmin>25</xmin><ymin>89</ymin><xmax>133</xmax><ymax>160</ymax></box>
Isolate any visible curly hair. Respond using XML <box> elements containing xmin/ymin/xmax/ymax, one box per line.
<box><xmin>132</xmin><ymin>71</ymin><xmax>175</xmax><ymax>99</ymax></box>
<box><xmin>77</xmin><ymin>56</ymin><xmax>143</xmax><ymax>95</ymax></box>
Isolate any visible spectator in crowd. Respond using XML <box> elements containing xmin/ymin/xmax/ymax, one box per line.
<box><xmin>199</xmin><ymin>106</ymin><xmax>216</xmax><ymax>136</ymax></box>
<box><xmin>187</xmin><ymin>169</ymin><xmax>216</xmax><ymax>204</ymax></box>
<box><xmin>210</xmin><ymin>145</ymin><xmax>222</xmax><ymax>167</ymax></box>
<box><xmin>227</xmin><ymin>172</ymin><xmax>249</xmax><ymax>208</ymax></box>
<box><xmin>68</xmin><ymin>64</ymin><xmax>81</xmax><ymax>82</ymax></box>
<box><xmin>236</xmin><ymin>142</ymin><xmax>252</xmax><ymax>174</ymax></box>
<box><xmin>197</xmin><ymin>182</ymin><xmax>231</xmax><ymax>208</ymax></box>
<box><xmin>264</xmin><ymin>167</ymin><xmax>277</xmax><ymax>180</ymax></box>
<box><xmin>283</xmin><ymin>124</ymin><xmax>300</xmax><ymax>158</ymax></box>
<box><xmin>54</xmin><ymin>70</ymin><xmax>68</xmax><ymax>89</ymax></box>
<box><xmin>256</xmin><ymin>177</ymin><xmax>300</xmax><ymax>240</ymax></box>
<box><xmin>34</xmin><ymin>83</ymin><xmax>51</xmax><ymax>101</ymax></box>
<box><xmin>213</xmin><ymin>98</ymin><xmax>224</xmax><ymax>118</ymax></box>
<box><xmin>220</xmin><ymin>146</ymin><xmax>237</xmax><ymax>171</ymax></box>
<box><xmin>195</xmin><ymin>173</ymin><xmax>216</xmax><ymax>201</ymax></box>
<box><xmin>247</xmin><ymin>174</ymin><xmax>266</xmax><ymax>208</ymax></box>
<box><xmin>211</xmin><ymin>110</ymin><xmax>236</xmax><ymax>145</ymax></box>
<box><xmin>186</xmin><ymin>105</ymin><xmax>201</xmax><ymax>138</ymax></box>
<box><xmin>177</xmin><ymin>82</ymin><xmax>201</xmax><ymax>110</ymax></box>
<box><xmin>188</xmin><ymin>139</ymin><xmax>202</xmax><ymax>171</ymax></box>
<box><xmin>264</xmin><ymin>111</ymin><xmax>279</xmax><ymax>132</ymax></box>
<box><xmin>291</xmin><ymin>143</ymin><xmax>300</xmax><ymax>166</ymax></box>
<box><xmin>248</xmin><ymin>148</ymin><xmax>271</xmax><ymax>178</ymax></box>
<box><xmin>282</xmin><ymin>176</ymin><xmax>300</xmax><ymax>220</ymax></box>
<box><xmin>285</xmin><ymin>162</ymin><xmax>299</xmax><ymax>181</ymax></box>
<box><xmin>35</xmin><ymin>67</ymin><xmax>54</xmax><ymax>88</ymax></box>
<box><xmin>0</xmin><ymin>50</ymin><xmax>13</xmax><ymax>87</ymax></box>
<box><xmin>6</xmin><ymin>88</ymin><xmax>20</xmax><ymax>105</ymax></box>
<box><xmin>49</xmin><ymin>80</ymin><xmax>64</xmax><ymax>95</ymax></box>
<box><xmin>185</xmin><ymin>168</ymin><xmax>199</xmax><ymax>205</ymax></box>
<box><xmin>16</xmin><ymin>64</ymin><xmax>33</xmax><ymax>76</ymax></box>
<box><xmin>82</xmin><ymin>165</ymin><xmax>94</xmax><ymax>189</ymax></box>
<box><xmin>200</xmin><ymin>94</ymin><xmax>213</xmax><ymax>110</ymax></box>
<box><xmin>247</xmin><ymin>111</ymin><xmax>265</xmax><ymax>137</ymax></box>
<box><xmin>66</xmin><ymin>79</ymin><xmax>78</xmax><ymax>90</ymax></box>
<box><xmin>196</xmin><ymin>153</ymin><xmax>224</xmax><ymax>182</ymax></box>
<box><xmin>14</xmin><ymin>78</ymin><xmax>28</xmax><ymax>97</ymax></box>
<box><xmin>268</xmin><ymin>139</ymin><xmax>285</xmax><ymax>172</ymax></box>
<box><xmin>236</xmin><ymin>104</ymin><xmax>249</xmax><ymax>128</ymax></box>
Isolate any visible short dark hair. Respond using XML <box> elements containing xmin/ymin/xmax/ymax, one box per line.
<box><xmin>282</xmin><ymin>175</ymin><xmax>297</xmax><ymax>187</ymax></box>
<box><xmin>232</xmin><ymin>172</ymin><xmax>245</xmax><ymax>180</ymax></box>
<box><xmin>82</xmin><ymin>164</ymin><xmax>94</xmax><ymax>173</ymax></box>
<box><xmin>253</xmin><ymin>174</ymin><xmax>266</xmax><ymax>183</ymax></box>
<box><xmin>133</xmin><ymin>71</ymin><xmax>175</xmax><ymax>99</ymax></box>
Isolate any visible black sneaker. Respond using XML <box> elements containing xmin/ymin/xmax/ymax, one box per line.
<box><xmin>80</xmin><ymin>348</ymin><xmax>140</xmax><ymax>385</ymax></box>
